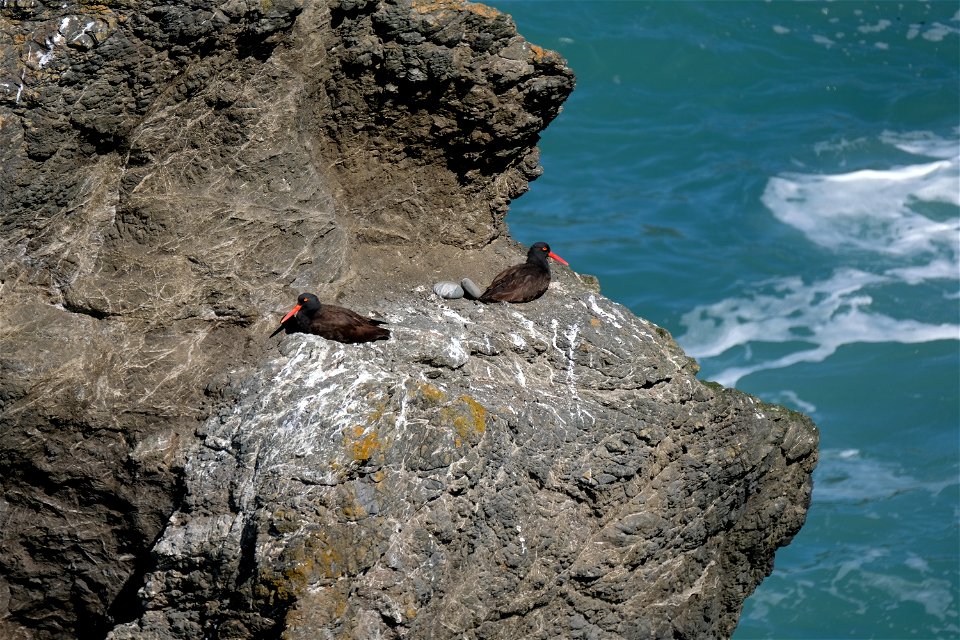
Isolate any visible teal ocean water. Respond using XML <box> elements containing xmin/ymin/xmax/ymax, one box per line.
<box><xmin>494</xmin><ymin>2</ymin><xmax>959</xmax><ymax>638</ymax></box>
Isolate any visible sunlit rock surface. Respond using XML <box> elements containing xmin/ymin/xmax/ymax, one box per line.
<box><xmin>0</xmin><ymin>0</ymin><xmax>816</xmax><ymax>638</ymax></box>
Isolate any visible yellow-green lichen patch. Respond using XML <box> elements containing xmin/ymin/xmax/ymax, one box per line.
<box><xmin>283</xmin><ymin>583</ymin><xmax>351</xmax><ymax>632</ymax></box>
<box><xmin>270</xmin><ymin>507</ymin><xmax>302</xmax><ymax>535</ymax></box>
<box><xmin>344</xmin><ymin>425</ymin><xmax>382</xmax><ymax>462</ymax></box>
<box><xmin>258</xmin><ymin>547</ymin><xmax>323</xmax><ymax>607</ymax></box>
<box><xmin>464</xmin><ymin>1</ymin><xmax>501</xmax><ymax>18</ymax></box>
<box><xmin>529</xmin><ymin>43</ymin><xmax>550</xmax><ymax>63</ymax></box>
<box><xmin>441</xmin><ymin>395</ymin><xmax>487</xmax><ymax>448</ymax></box>
<box><xmin>411</xmin><ymin>0</ymin><xmax>461</xmax><ymax>15</ymax></box>
<box><xmin>260</xmin><ymin>531</ymin><xmax>351</xmax><ymax>606</ymax></box>
<box><xmin>459</xmin><ymin>395</ymin><xmax>487</xmax><ymax>435</ymax></box>
<box><xmin>418</xmin><ymin>382</ymin><xmax>447</xmax><ymax>405</ymax></box>
<box><xmin>412</xmin><ymin>0</ymin><xmax>501</xmax><ymax>19</ymax></box>
<box><xmin>337</xmin><ymin>487</ymin><xmax>369</xmax><ymax>522</ymax></box>
<box><xmin>365</xmin><ymin>398</ymin><xmax>390</xmax><ymax>425</ymax></box>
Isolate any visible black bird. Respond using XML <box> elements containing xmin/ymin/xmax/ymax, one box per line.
<box><xmin>477</xmin><ymin>242</ymin><xmax>569</xmax><ymax>303</ymax></box>
<box><xmin>270</xmin><ymin>293</ymin><xmax>390</xmax><ymax>343</ymax></box>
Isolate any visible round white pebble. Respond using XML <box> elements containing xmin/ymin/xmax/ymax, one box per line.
<box><xmin>433</xmin><ymin>281</ymin><xmax>464</xmax><ymax>299</ymax></box>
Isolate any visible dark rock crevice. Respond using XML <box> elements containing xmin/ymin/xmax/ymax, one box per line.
<box><xmin>105</xmin><ymin>468</ymin><xmax>188</xmax><ymax>632</ymax></box>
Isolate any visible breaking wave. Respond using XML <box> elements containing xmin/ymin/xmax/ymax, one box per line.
<box><xmin>679</xmin><ymin>130</ymin><xmax>959</xmax><ymax>388</ymax></box>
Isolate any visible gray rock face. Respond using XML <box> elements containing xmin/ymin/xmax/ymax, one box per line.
<box><xmin>111</xmin><ymin>286</ymin><xmax>817</xmax><ymax>639</ymax></box>
<box><xmin>0</xmin><ymin>0</ymin><xmax>816</xmax><ymax>638</ymax></box>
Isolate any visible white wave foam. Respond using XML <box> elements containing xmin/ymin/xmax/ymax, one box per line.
<box><xmin>857</xmin><ymin>19</ymin><xmax>891</xmax><ymax>34</ymax></box>
<box><xmin>886</xmin><ymin>255</ymin><xmax>960</xmax><ymax>285</ymax></box>
<box><xmin>905</xmin><ymin>553</ymin><xmax>931</xmax><ymax>573</ymax></box>
<box><xmin>824</xmin><ymin>550</ymin><xmax>958</xmax><ymax>624</ymax></box>
<box><xmin>679</xmin><ymin>131</ymin><xmax>959</xmax><ymax>387</ymax></box>
<box><xmin>881</xmin><ymin>129</ymin><xmax>960</xmax><ymax>160</ymax></box>
<box><xmin>812</xmin><ymin>34</ymin><xmax>835</xmax><ymax>48</ymax></box>
<box><xmin>860</xmin><ymin>572</ymin><xmax>956</xmax><ymax>620</ymax></box>
<box><xmin>762</xmin><ymin>158</ymin><xmax>958</xmax><ymax>257</ymax></box>
<box><xmin>679</xmin><ymin>269</ymin><xmax>958</xmax><ymax>387</ymax></box>
<box><xmin>813</xmin><ymin>136</ymin><xmax>867</xmax><ymax>156</ymax></box>
<box><xmin>815</xmin><ymin>449</ymin><xmax>925</xmax><ymax>503</ymax></box>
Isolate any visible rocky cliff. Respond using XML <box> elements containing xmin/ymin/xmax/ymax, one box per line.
<box><xmin>0</xmin><ymin>1</ymin><xmax>818</xmax><ymax>638</ymax></box>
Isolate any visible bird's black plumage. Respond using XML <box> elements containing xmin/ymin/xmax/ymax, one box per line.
<box><xmin>477</xmin><ymin>242</ymin><xmax>568</xmax><ymax>303</ymax></box>
<box><xmin>270</xmin><ymin>293</ymin><xmax>390</xmax><ymax>343</ymax></box>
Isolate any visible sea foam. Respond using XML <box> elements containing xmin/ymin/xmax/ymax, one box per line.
<box><xmin>762</xmin><ymin>156</ymin><xmax>958</xmax><ymax>257</ymax></box>
<box><xmin>679</xmin><ymin>131</ymin><xmax>959</xmax><ymax>388</ymax></box>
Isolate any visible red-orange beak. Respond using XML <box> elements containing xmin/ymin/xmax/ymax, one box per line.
<box><xmin>548</xmin><ymin>251</ymin><xmax>569</xmax><ymax>266</ymax></box>
<box><xmin>280</xmin><ymin>304</ymin><xmax>302</xmax><ymax>324</ymax></box>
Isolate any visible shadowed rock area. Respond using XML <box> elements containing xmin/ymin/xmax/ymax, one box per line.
<box><xmin>0</xmin><ymin>1</ymin><xmax>817</xmax><ymax>638</ymax></box>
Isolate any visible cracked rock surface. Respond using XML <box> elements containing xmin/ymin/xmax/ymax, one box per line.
<box><xmin>114</xmin><ymin>286</ymin><xmax>817</xmax><ymax>639</ymax></box>
<box><xmin>0</xmin><ymin>0</ymin><xmax>816</xmax><ymax>638</ymax></box>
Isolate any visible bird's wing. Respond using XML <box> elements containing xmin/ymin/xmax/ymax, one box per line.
<box><xmin>481</xmin><ymin>267</ymin><xmax>543</xmax><ymax>302</ymax></box>
<box><xmin>485</xmin><ymin>265</ymin><xmax>521</xmax><ymax>291</ymax></box>
<box><xmin>324</xmin><ymin>305</ymin><xmax>373</xmax><ymax>328</ymax></box>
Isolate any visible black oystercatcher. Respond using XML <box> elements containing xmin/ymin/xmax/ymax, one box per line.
<box><xmin>476</xmin><ymin>242</ymin><xmax>568</xmax><ymax>303</ymax></box>
<box><xmin>269</xmin><ymin>293</ymin><xmax>390</xmax><ymax>343</ymax></box>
